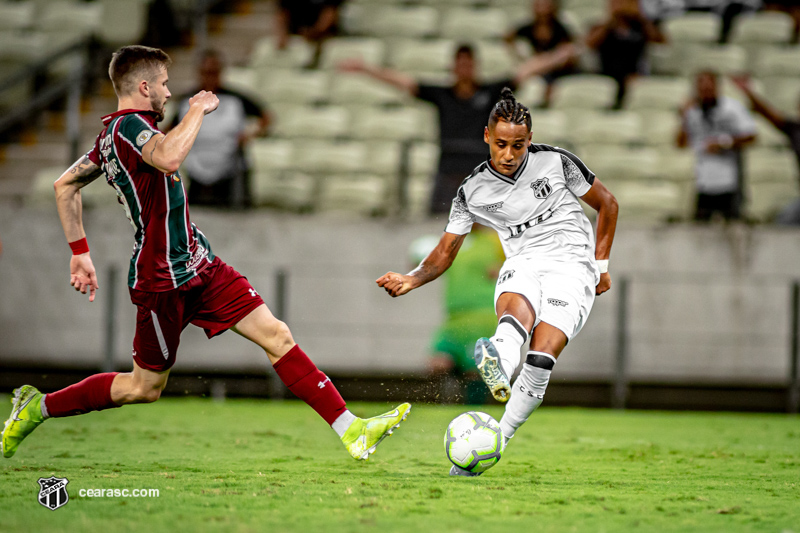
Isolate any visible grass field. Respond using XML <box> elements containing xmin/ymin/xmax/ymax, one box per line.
<box><xmin>1</xmin><ymin>396</ymin><xmax>799</xmax><ymax>533</ymax></box>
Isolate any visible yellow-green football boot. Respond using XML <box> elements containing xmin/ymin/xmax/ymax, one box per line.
<box><xmin>342</xmin><ymin>403</ymin><xmax>411</xmax><ymax>460</ymax></box>
<box><xmin>2</xmin><ymin>385</ymin><xmax>46</xmax><ymax>458</ymax></box>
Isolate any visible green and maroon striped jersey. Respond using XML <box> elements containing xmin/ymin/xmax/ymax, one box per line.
<box><xmin>87</xmin><ymin>109</ymin><xmax>215</xmax><ymax>291</ymax></box>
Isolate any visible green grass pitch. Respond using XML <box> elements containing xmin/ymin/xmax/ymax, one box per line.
<box><xmin>1</xmin><ymin>396</ymin><xmax>798</xmax><ymax>532</ymax></box>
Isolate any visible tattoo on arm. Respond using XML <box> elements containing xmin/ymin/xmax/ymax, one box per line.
<box><xmin>68</xmin><ymin>156</ymin><xmax>104</xmax><ymax>187</ymax></box>
<box><xmin>148</xmin><ymin>137</ymin><xmax>160</xmax><ymax>164</ymax></box>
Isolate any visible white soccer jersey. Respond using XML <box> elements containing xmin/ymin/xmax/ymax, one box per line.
<box><xmin>445</xmin><ymin>144</ymin><xmax>597</xmax><ymax>265</ymax></box>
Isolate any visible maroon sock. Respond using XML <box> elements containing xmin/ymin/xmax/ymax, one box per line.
<box><xmin>44</xmin><ymin>373</ymin><xmax>121</xmax><ymax>418</ymax></box>
<box><xmin>273</xmin><ymin>345</ymin><xmax>347</xmax><ymax>425</ymax></box>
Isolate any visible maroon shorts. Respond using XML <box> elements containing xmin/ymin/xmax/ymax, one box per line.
<box><xmin>129</xmin><ymin>257</ymin><xmax>265</xmax><ymax>372</ymax></box>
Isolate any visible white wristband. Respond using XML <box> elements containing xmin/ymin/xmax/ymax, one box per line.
<box><xmin>596</xmin><ymin>259</ymin><xmax>609</xmax><ymax>274</ymax></box>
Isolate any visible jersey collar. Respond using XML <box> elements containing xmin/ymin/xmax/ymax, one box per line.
<box><xmin>486</xmin><ymin>151</ymin><xmax>529</xmax><ymax>184</ymax></box>
<box><xmin>101</xmin><ymin>109</ymin><xmax>159</xmax><ymax>126</ymax></box>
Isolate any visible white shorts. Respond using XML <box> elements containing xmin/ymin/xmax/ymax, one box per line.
<box><xmin>493</xmin><ymin>255</ymin><xmax>597</xmax><ymax>342</ymax></box>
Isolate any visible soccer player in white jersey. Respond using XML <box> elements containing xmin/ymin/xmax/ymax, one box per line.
<box><xmin>377</xmin><ymin>88</ymin><xmax>619</xmax><ymax>476</ymax></box>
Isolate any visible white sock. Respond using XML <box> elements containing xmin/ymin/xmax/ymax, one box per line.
<box><xmin>331</xmin><ymin>410</ymin><xmax>357</xmax><ymax>438</ymax></box>
<box><xmin>40</xmin><ymin>394</ymin><xmax>50</xmax><ymax>419</ymax></box>
<box><xmin>490</xmin><ymin>315</ymin><xmax>529</xmax><ymax>379</ymax></box>
<box><xmin>499</xmin><ymin>351</ymin><xmax>556</xmax><ymax>439</ymax></box>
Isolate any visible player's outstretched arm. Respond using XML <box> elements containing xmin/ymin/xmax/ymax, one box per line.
<box><xmin>142</xmin><ymin>90</ymin><xmax>219</xmax><ymax>174</ymax></box>
<box><xmin>376</xmin><ymin>232</ymin><xmax>467</xmax><ymax>297</ymax></box>
<box><xmin>54</xmin><ymin>155</ymin><xmax>105</xmax><ymax>302</ymax></box>
<box><xmin>580</xmin><ymin>177</ymin><xmax>619</xmax><ymax>296</ymax></box>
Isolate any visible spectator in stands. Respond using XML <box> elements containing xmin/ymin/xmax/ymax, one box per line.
<box><xmin>504</xmin><ymin>0</ymin><xmax>579</xmax><ymax>107</ymax></box>
<box><xmin>719</xmin><ymin>0</ymin><xmax>800</xmax><ymax>44</ymax></box>
<box><xmin>276</xmin><ymin>0</ymin><xmax>344</xmax><ymax>68</ymax></box>
<box><xmin>586</xmin><ymin>0</ymin><xmax>667</xmax><ymax>108</ymax></box>
<box><xmin>338</xmin><ymin>44</ymin><xmax>575</xmax><ymax>215</ymax></box>
<box><xmin>171</xmin><ymin>50</ymin><xmax>271</xmax><ymax>208</ymax></box>
<box><xmin>732</xmin><ymin>75</ymin><xmax>800</xmax><ymax>224</ymax></box>
<box><xmin>677</xmin><ymin>70</ymin><xmax>757</xmax><ymax>221</ymax></box>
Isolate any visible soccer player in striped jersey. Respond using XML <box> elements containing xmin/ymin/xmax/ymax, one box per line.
<box><xmin>2</xmin><ymin>46</ymin><xmax>410</xmax><ymax>461</ymax></box>
<box><xmin>377</xmin><ymin>88</ymin><xmax>618</xmax><ymax>476</ymax></box>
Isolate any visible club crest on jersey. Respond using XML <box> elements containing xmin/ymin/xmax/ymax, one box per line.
<box><xmin>38</xmin><ymin>476</ymin><xmax>69</xmax><ymax>511</ymax></box>
<box><xmin>531</xmin><ymin>178</ymin><xmax>552</xmax><ymax>199</ymax></box>
<box><xmin>497</xmin><ymin>270</ymin><xmax>515</xmax><ymax>285</ymax></box>
<box><xmin>482</xmin><ymin>201</ymin><xmax>504</xmax><ymax>213</ymax></box>
<box><xmin>135</xmin><ymin>130</ymin><xmax>153</xmax><ymax>147</ymax></box>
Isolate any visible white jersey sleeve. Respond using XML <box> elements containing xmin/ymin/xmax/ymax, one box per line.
<box><xmin>561</xmin><ymin>153</ymin><xmax>594</xmax><ymax>197</ymax></box>
<box><xmin>444</xmin><ymin>185</ymin><xmax>476</xmax><ymax>235</ymax></box>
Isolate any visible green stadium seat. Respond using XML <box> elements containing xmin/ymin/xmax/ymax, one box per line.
<box><xmin>317</xmin><ymin>175</ymin><xmax>388</xmax><ymax>216</ymax></box>
<box><xmin>515</xmin><ymin>77</ymin><xmax>546</xmax><ymax>109</ymax></box>
<box><xmin>250</xmin><ymin>139</ymin><xmax>315</xmax><ymax>209</ymax></box>
<box><xmin>570</xmin><ymin>111</ymin><xmax>642</xmax><ymax>146</ymax></box>
<box><xmin>295</xmin><ymin>141</ymin><xmax>367</xmax><ymax>174</ymax></box>
<box><xmin>580</xmin><ymin>146</ymin><xmax>661</xmax><ymax>181</ymax></box>
<box><xmin>351</xmin><ymin>107</ymin><xmax>424</xmax><ymax>141</ymax></box>
<box><xmin>320</xmin><ymin>38</ymin><xmax>386</xmax><ymax>70</ymax></box>
<box><xmin>0</xmin><ymin>1</ymin><xmax>34</xmax><ymax>31</ymax></box>
<box><xmin>529</xmin><ymin>109</ymin><xmax>569</xmax><ymax>146</ymax></box>
<box><xmin>367</xmin><ymin>141</ymin><xmax>404</xmax><ymax>178</ymax></box>
<box><xmin>409</xmin><ymin>142</ymin><xmax>440</xmax><ymax>177</ymax></box>
<box><xmin>607</xmin><ymin>179</ymin><xmax>687</xmax><ymax>223</ymax></box>
<box><xmin>682</xmin><ymin>45</ymin><xmax>747</xmax><ymax>75</ymax></box>
<box><xmin>272</xmin><ymin>105</ymin><xmax>350</xmax><ymax>139</ymax></box>
<box><xmin>389</xmin><ymin>39</ymin><xmax>456</xmax><ymax>74</ymax></box>
<box><xmin>752</xmin><ymin>46</ymin><xmax>800</xmax><ymax>77</ymax></box>
<box><xmin>762</xmin><ymin>76</ymin><xmax>800</xmax><ymax>114</ymax></box>
<box><xmin>638</xmin><ymin>110</ymin><xmax>681</xmax><ymax>147</ymax></box>
<box><xmin>371</xmin><ymin>6</ymin><xmax>439</xmax><ymax>38</ymax></box>
<box><xmin>473</xmin><ymin>41</ymin><xmax>516</xmax><ymax>80</ymax></box>
<box><xmin>655</xmin><ymin>148</ymin><xmax>695</xmax><ymax>182</ymax></box>
<box><xmin>407</xmin><ymin>175</ymin><xmax>434</xmax><ymax>219</ymax></box>
<box><xmin>664</xmin><ymin>13</ymin><xmax>720</xmax><ymax>43</ymax></box>
<box><xmin>440</xmin><ymin>8</ymin><xmax>509</xmax><ymax>40</ymax></box>
<box><xmin>257</xmin><ymin>69</ymin><xmax>329</xmax><ymax>104</ymax></box>
<box><xmin>626</xmin><ymin>77</ymin><xmax>691</xmax><ymax>111</ymax></box>
<box><xmin>730</xmin><ymin>12</ymin><xmax>795</xmax><ymax>45</ymax></box>
<box><xmin>329</xmin><ymin>73</ymin><xmax>409</xmax><ymax>106</ymax></box>
<box><xmin>551</xmin><ymin>75</ymin><xmax>618</xmax><ymax>110</ymax></box>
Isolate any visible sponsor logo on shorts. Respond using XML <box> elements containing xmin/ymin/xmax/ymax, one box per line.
<box><xmin>135</xmin><ymin>130</ymin><xmax>153</xmax><ymax>147</ymax></box>
<box><xmin>482</xmin><ymin>201</ymin><xmax>504</xmax><ymax>212</ymax></box>
<box><xmin>497</xmin><ymin>270</ymin><xmax>515</xmax><ymax>285</ymax></box>
<box><xmin>547</xmin><ymin>298</ymin><xmax>568</xmax><ymax>307</ymax></box>
<box><xmin>38</xmin><ymin>476</ymin><xmax>69</xmax><ymax>511</ymax></box>
<box><xmin>531</xmin><ymin>177</ymin><xmax>552</xmax><ymax>199</ymax></box>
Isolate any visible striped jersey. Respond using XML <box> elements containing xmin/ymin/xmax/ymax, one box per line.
<box><xmin>445</xmin><ymin>144</ymin><xmax>598</xmax><ymax>272</ymax></box>
<box><xmin>87</xmin><ymin>109</ymin><xmax>215</xmax><ymax>291</ymax></box>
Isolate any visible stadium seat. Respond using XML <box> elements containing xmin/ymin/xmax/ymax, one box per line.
<box><xmin>28</xmin><ymin>166</ymin><xmax>117</xmax><ymax>208</ymax></box>
<box><xmin>371</xmin><ymin>6</ymin><xmax>439</xmax><ymax>38</ymax></box>
<box><xmin>647</xmin><ymin>43</ymin><xmax>684</xmax><ymax>76</ymax></box>
<box><xmin>272</xmin><ymin>105</ymin><xmax>350</xmax><ymax>139</ymax></box>
<box><xmin>0</xmin><ymin>1</ymin><xmax>34</xmax><ymax>31</ymax></box>
<box><xmin>730</xmin><ymin>11</ymin><xmax>795</xmax><ymax>44</ymax></box>
<box><xmin>608</xmin><ymin>180</ymin><xmax>686</xmax><ymax>222</ymax></box>
<box><xmin>257</xmin><ymin>70</ymin><xmax>329</xmax><ymax>105</ymax></box>
<box><xmin>320</xmin><ymin>38</ymin><xmax>386</xmax><ymax>70</ymax></box>
<box><xmin>221</xmin><ymin>66</ymin><xmax>261</xmax><ymax>102</ymax></box>
<box><xmin>638</xmin><ymin>110</ymin><xmax>681</xmax><ymax>147</ymax></box>
<box><xmin>339</xmin><ymin>3</ymin><xmax>374</xmax><ymax>36</ymax></box>
<box><xmin>409</xmin><ymin>142</ymin><xmax>440</xmax><ymax>177</ymax></box>
<box><xmin>389</xmin><ymin>39</ymin><xmax>456</xmax><ymax>75</ymax></box>
<box><xmin>317</xmin><ymin>175</ymin><xmax>388</xmax><ymax>216</ymax></box>
<box><xmin>35</xmin><ymin>0</ymin><xmax>100</xmax><ymax>38</ymax></box>
<box><xmin>580</xmin><ymin>146</ymin><xmax>661</xmax><ymax>181</ymax></box>
<box><xmin>626</xmin><ymin>77</ymin><xmax>691</xmax><ymax>111</ymax></box>
<box><xmin>295</xmin><ymin>141</ymin><xmax>367</xmax><ymax>174</ymax></box>
<box><xmin>529</xmin><ymin>110</ymin><xmax>569</xmax><ymax>146</ymax></box>
<box><xmin>664</xmin><ymin>13</ymin><xmax>720</xmax><ymax>43</ymax></box>
<box><xmin>367</xmin><ymin>141</ymin><xmax>405</xmax><ymax>179</ymax></box>
<box><xmin>747</xmin><ymin>181</ymin><xmax>800</xmax><ymax>221</ymax></box>
<box><xmin>473</xmin><ymin>41</ymin><xmax>516</xmax><ymax>80</ymax></box>
<box><xmin>570</xmin><ymin>111</ymin><xmax>642</xmax><ymax>146</ymax></box>
<box><xmin>682</xmin><ymin>45</ymin><xmax>747</xmax><ymax>75</ymax></box>
<box><xmin>329</xmin><ymin>73</ymin><xmax>408</xmax><ymax>106</ymax></box>
<box><xmin>752</xmin><ymin>46</ymin><xmax>800</xmax><ymax>77</ymax></box>
<box><xmin>407</xmin><ymin>175</ymin><xmax>434</xmax><ymax>218</ymax></box>
<box><xmin>412</xmin><ymin>103</ymin><xmax>440</xmax><ymax>142</ymax></box>
<box><xmin>762</xmin><ymin>76</ymin><xmax>800</xmax><ymax>115</ymax></box>
<box><xmin>97</xmin><ymin>0</ymin><xmax>148</xmax><ymax>48</ymax></box>
<box><xmin>655</xmin><ymin>148</ymin><xmax>695</xmax><ymax>182</ymax></box>
<box><xmin>249</xmin><ymin>37</ymin><xmax>316</xmax><ymax>69</ymax></box>
<box><xmin>551</xmin><ymin>75</ymin><xmax>618</xmax><ymax>110</ymax></box>
<box><xmin>515</xmin><ymin>77</ymin><xmax>547</xmax><ymax>109</ymax></box>
<box><xmin>254</xmin><ymin>172</ymin><xmax>318</xmax><ymax>211</ymax></box>
<box><xmin>440</xmin><ymin>8</ymin><xmax>509</xmax><ymax>40</ymax></box>
<box><xmin>351</xmin><ymin>107</ymin><xmax>424</xmax><ymax>141</ymax></box>
<box><xmin>753</xmin><ymin>116</ymin><xmax>791</xmax><ymax>148</ymax></box>
<box><xmin>745</xmin><ymin>148</ymin><xmax>798</xmax><ymax>183</ymax></box>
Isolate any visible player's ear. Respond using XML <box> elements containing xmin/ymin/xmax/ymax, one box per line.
<box><xmin>139</xmin><ymin>79</ymin><xmax>149</xmax><ymax>98</ymax></box>
<box><xmin>484</xmin><ymin>126</ymin><xmax>490</xmax><ymax>145</ymax></box>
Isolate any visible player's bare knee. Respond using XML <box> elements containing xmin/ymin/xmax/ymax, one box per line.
<box><xmin>130</xmin><ymin>384</ymin><xmax>163</xmax><ymax>404</ymax></box>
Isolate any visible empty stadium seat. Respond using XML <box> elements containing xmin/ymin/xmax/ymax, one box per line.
<box><xmin>682</xmin><ymin>45</ymin><xmax>747</xmax><ymax>75</ymax></box>
<box><xmin>730</xmin><ymin>11</ymin><xmax>795</xmax><ymax>44</ymax></box>
<box><xmin>473</xmin><ymin>41</ymin><xmax>516</xmax><ymax>80</ymax></box>
<box><xmin>320</xmin><ymin>38</ymin><xmax>386</xmax><ymax>70</ymax></box>
<box><xmin>409</xmin><ymin>142</ymin><xmax>440</xmax><ymax>177</ymax></box>
<box><xmin>371</xmin><ymin>6</ymin><xmax>439</xmax><ymax>38</ymax></box>
<box><xmin>98</xmin><ymin>0</ymin><xmax>148</xmax><ymax>48</ymax></box>
<box><xmin>745</xmin><ymin>148</ymin><xmax>798</xmax><ymax>183</ymax></box>
<box><xmin>329</xmin><ymin>73</ymin><xmax>408</xmax><ymax>106</ymax></box>
<box><xmin>638</xmin><ymin>110</ymin><xmax>681</xmax><ymax>147</ymax></box>
<box><xmin>626</xmin><ymin>77</ymin><xmax>691</xmax><ymax>111</ymax></box>
<box><xmin>317</xmin><ymin>175</ymin><xmax>388</xmax><ymax>216</ymax></box>
<box><xmin>747</xmin><ymin>181</ymin><xmax>800</xmax><ymax>220</ymax></box>
<box><xmin>607</xmin><ymin>180</ymin><xmax>687</xmax><ymax>222</ymax></box>
<box><xmin>656</xmin><ymin>148</ymin><xmax>695</xmax><ymax>182</ymax></box>
<box><xmin>249</xmin><ymin>37</ymin><xmax>316</xmax><ymax>69</ymax></box>
<box><xmin>389</xmin><ymin>39</ymin><xmax>456</xmax><ymax>74</ymax></box>
<box><xmin>753</xmin><ymin>116</ymin><xmax>791</xmax><ymax>148</ymax></box>
<box><xmin>664</xmin><ymin>13</ymin><xmax>720</xmax><ymax>43</ymax></box>
<box><xmin>529</xmin><ymin>110</ymin><xmax>569</xmax><ymax>146</ymax></box>
<box><xmin>0</xmin><ymin>1</ymin><xmax>34</xmax><ymax>31</ymax></box>
<box><xmin>551</xmin><ymin>75</ymin><xmax>618</xmax><ymax>110</ymax></box>
<box><xmin>752</xmin><ymin>46</ymin><xmax>800</xmax><ymax>77</ymax></box>
<box><xmin>367</xmin><ymin>141</ymin><xmax>405</xmax><ymax>178</ymax></box>
<box><xmin>351</xmin><ymin>107</ymin><xmax>424</xmax><ymax>141</ymax></box>
<box><xmin>515</xmin><ymin>77</ymin><xmax>546</xmax><ymax>109</ymax></box>
<box><xmin>35</xmin><ymin>0</ymin><xmax>100</xmax><ymax>39</ymax></box>
<box><xmin>249</xmin><ymin>140</ymin><xmax>317</xmax><ymax>209</ymax></box>
<box><xmin>407</xmin><ymin>175</ymin><xmax>434</xmax><ymax>218</ymax></box>
<box><xmin>440</xmin><ymin>8</ymin><xmax>509</xmax><ymax>40</ymax></box>
<box><xmin>296</xmin><ymin>141</ymin><xmax>367</xmax><ymax>174</ymax></box>
<box><xmin>272</xmin><ymin>105</ymin><xmax>350</xmax><ymax>139</ymax></box>
<box><xmin>762</xmin><ymin>76</ymin><xmax>800</xmax><ymax>115</ymax></box>
<box><xmin>580</xmin><ymin>146</ymin><xmax>661</xmax><ymax>181</ymax></box>
<box><xmin>570</xmin><ymin>111</ymin><xmax>642</xmax><ymax>146</ymax></box>
<box><xmin>258</xmin><ymin>70</ymin><xmax>329</xmax><ymax>104</ymax></box>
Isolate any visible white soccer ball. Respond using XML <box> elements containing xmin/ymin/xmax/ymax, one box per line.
<box><xmin>444</xmin><ymin>411</ymin><xmax>505</xmax><ymax>474</ymax></box>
